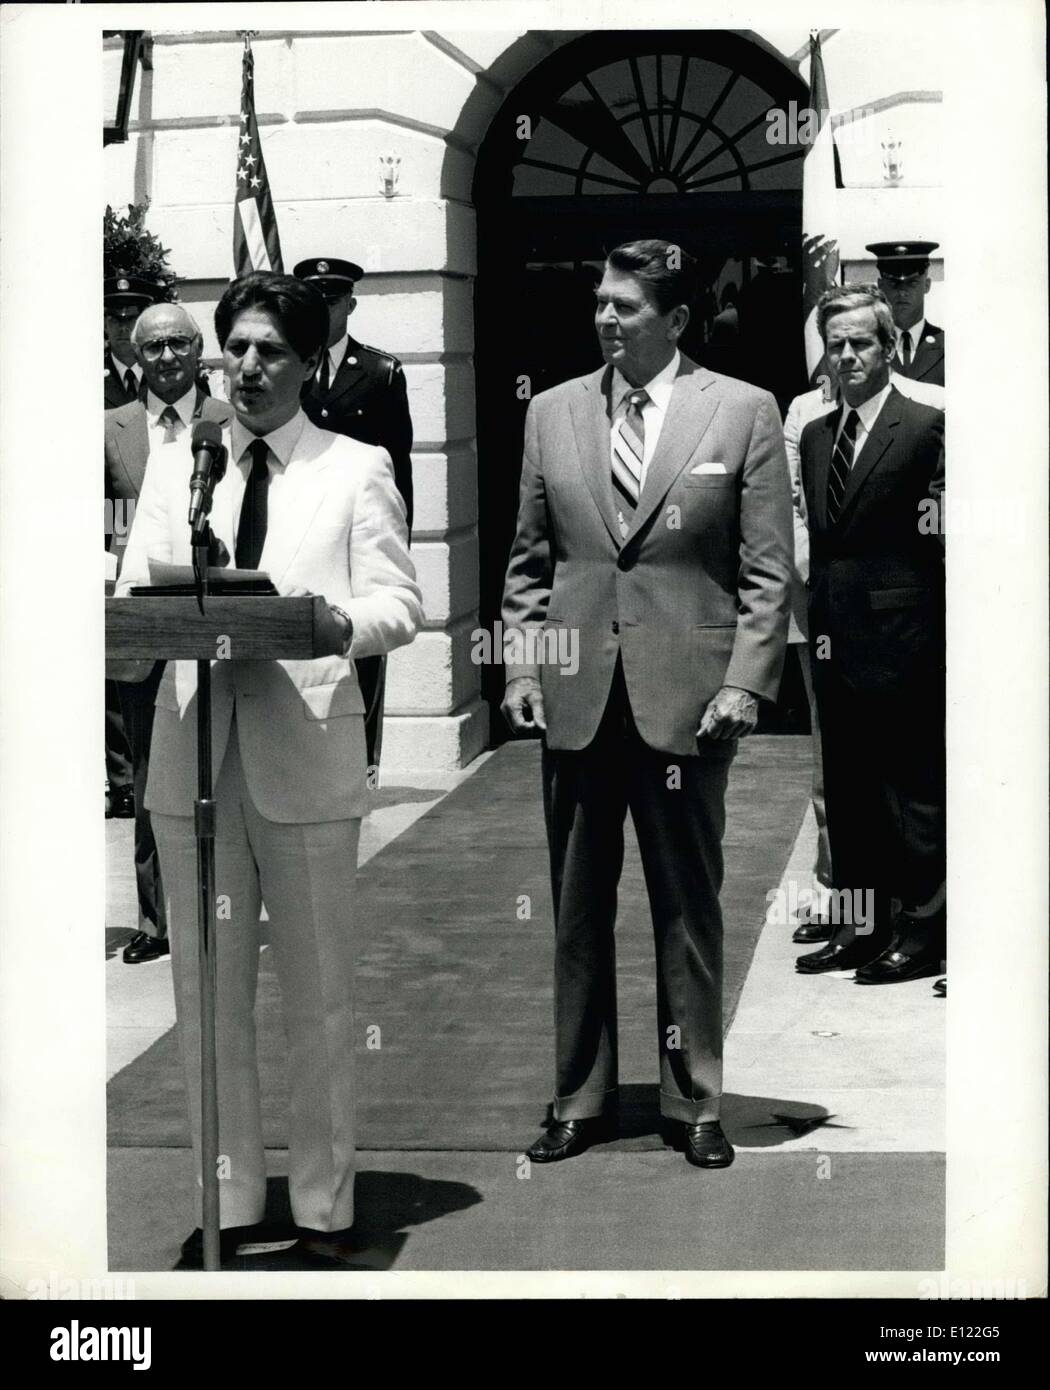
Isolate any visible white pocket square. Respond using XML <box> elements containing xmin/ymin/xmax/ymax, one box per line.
<box><xmin>691</xmin><ymin>461</ymin><xmax>727</xmax><ymax>475</ymax></box>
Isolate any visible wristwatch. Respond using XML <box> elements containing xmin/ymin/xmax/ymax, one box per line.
<box><xmin>328</xmin><ymin>604</ymin><xmax>354</xmax><ymax>657</ymax></box>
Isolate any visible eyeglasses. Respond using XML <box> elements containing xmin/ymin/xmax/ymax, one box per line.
<box><xmin>139</xmin><ymin>336</ymin><xmax>196</xmax><ymax>361</ymax></box>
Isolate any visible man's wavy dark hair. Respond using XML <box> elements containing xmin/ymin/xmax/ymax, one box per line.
<box><xmin>214</xmin><ymin>271</ymin><xmax>328</xmax><ymax>363</ymax></box>
<box><xmin>605</xmin><ymin>238</ymin><xmax>699</xmax><ymax>314</ymax></box>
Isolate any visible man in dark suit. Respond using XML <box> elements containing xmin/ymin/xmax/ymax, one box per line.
<box><xmin>501</xmin><ymin>239</ymin><xmax>793</xmax><ymax>1169</ymax></box>
<box><xmin>293</xmin><ymin>256</ymin><xmax>415</xmax><ymax>769</ymax></box>
<box><xmin>105</xmin><ymin>302</ymin><xmax>233</xmax><ymax>964</ymax></box>
<box><xmin>867</xmin><ymin>240</ymin><xmax>944</xmax><ymax>388</ymax></box>
<box><xmin>795</xmin><ymin>284</ymin><xmax>945</xmax><ymax>984</ymax></box>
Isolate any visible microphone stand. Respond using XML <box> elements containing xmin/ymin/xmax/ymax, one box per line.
<box><xmin>190</xmin><ymin>518</ymin><xmax>221</xmax><ymax>1271</ymax></box>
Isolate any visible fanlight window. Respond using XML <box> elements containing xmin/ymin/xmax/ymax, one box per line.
<box><xmin>513</xmin><ymin>51</ymin><xmax>805</xmax><ymax>197</ymax></box>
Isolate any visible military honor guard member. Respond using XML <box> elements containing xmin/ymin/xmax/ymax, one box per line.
<box><xmin>294</xmin><ymin>255</ymin><xmax>416</xmax><ymax>768</ymax></box>
<box><xmin>866</xmin><ymin>240</ymin><xmax>944</xmax><ymax>387</ymax></box>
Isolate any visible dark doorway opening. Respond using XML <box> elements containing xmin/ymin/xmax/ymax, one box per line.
<box><xmin>473</xmin><ymin>31</ymin><xmax>810</xmax><ymax>743</ymax></box>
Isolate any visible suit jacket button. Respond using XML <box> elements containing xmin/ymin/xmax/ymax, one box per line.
<box><xmin>321</xmin><ymin>408</ymin><xmax>328</xmax><ymax>418</ymax></box>
<box><xmin>611</xmin><ymin>621</ymin><xmax>620</xmax><ymax>635</ymax></box>
<box><xmin>348</xmin><ymin>356</ymin><xmax>358</xmax><ymax>365</ymax></box>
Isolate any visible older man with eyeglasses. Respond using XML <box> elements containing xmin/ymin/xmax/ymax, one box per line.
<box><xmin>104</xmin><ymin>302</ymin><xmax>233</xmax><ymax>964</ymax></box>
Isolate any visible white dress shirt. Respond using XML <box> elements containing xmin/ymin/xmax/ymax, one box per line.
<box><xmin>144</xmin><ymin>384</ymin><xmax>197</xmax><ymax>459</ymax></box>
<box><xmin>229</xmin><ymin>409</ymin><xmax>308</xmax><ymax>542</ymax></box>
<box><xmin>610</xmin><ymin>349</ymin><xmax>680</xmax><ymax>488</ymax></box>
<box><xmin>833</xmin><ymin>382</ymin><xmax>893</xmax><ymax>464</ymax></box>
<box><xmin>319</xmin><ymin>334</ymin><xmax>350</xmax><ymax>386</ymax></box>
<box><xmin>895</xmin><ymin>317</ymin><xmax>926</xmax><ymax>368</ymax></box>
<box><xmin>110</xmin><ymin>356</ymin><xmax>143</xmax><ymax>393</ymax></box>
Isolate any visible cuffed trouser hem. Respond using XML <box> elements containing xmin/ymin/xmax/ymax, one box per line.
<box><xmin>553</xmin><ymin>1087</ymin><xmax>618</xmax><ymax>1122</ymax></box>
<box><xmin>660</xmin><ymin>1090</ymin><xmax>721</xmax><ymax>1124</ymax></box>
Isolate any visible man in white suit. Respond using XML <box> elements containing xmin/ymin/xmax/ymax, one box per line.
<box><xmin>115</xmin><ymin>272</ymin><xmax>422</xmax><ymax>1264</ymax></box>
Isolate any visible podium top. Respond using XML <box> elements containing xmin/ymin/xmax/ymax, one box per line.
<box><xmin>105</xmin><ymin>594</ymin><xmax>327</xmax><ymax>661</ymax></box>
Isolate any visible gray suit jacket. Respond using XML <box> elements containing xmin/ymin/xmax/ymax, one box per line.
<box><xmin>104</xmin><ymin>391</ymin><xmax>233</xmax><ymax>569</ymax></box>
<box><xmin>501</xmin><ymin>355</ymin><xmax>793</xmax><ymax>755</ymax></box>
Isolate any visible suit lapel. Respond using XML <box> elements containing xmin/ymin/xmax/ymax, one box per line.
<box><xmin>324</xmin><ymin>339</ymin><xmax>368</xmax><ymax>406</ymax></box>
<box><xmin>570</xmin><ymin>366</ymin><xmax>622</xmax><ymax>546</ymax></box>
<box><xmin>258</xmin><ymin>421</ymin><xmax>332</xmax><ymax>586</ymax></box>
<box><xmin>836</xmin><ymin>388</ymin><xmax>903</xmax><ymax>520</ymax></box>
<box><xmin>911</xmin><ymin>326</ymin><xmax>944</xmax><ymax>383</ymax></box>
<box><xmin>626</xmin><ymin>358</ymin><xmax>720</xmax><ymax>541</ymax></box>
<box><xmin>114</xmin><ymin>405</ymin><xmax>149</xmax><ymax>496</ymax></box>
<box><xmin>807</xmin><ymin>410</ymin><xmax>837</xmax><ymax>533</ymax></box>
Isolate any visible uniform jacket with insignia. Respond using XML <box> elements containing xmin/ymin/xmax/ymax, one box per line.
<box><xmin>300</xmin><ymin>335</ymin><xmax>414</xmax><ymax>532</ymax></box>
<box><xmin>893</xmin><ymin>321</ymin><xmax>944</xmax><ymax>387</ymax></box>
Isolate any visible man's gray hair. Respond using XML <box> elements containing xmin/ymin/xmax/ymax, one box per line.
<box><xmin>131</xmin><ymin>302</ymin><xmax>203</xmax><ymax>348</ymax></box>
<box><xmin>816</xmin><ymin>284</ymin><xmax>896</xmax><ymax>350</ymax></box>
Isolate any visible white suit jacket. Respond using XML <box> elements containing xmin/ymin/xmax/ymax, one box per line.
<box><xmin>782</xmin><ymin>373</ymin><xmax>945</xmax><ymax>642</ymax></box>
<box><xmin>116</xmin><ymin>414</ymin><xmax>423</xmax><ymax>822</ymax></box>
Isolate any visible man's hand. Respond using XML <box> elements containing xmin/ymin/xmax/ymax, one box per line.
<box><xmin>501</xmin><ymin>676</ymin><xmax>547</xmax><ymax>734</ymax></box>
<box><xmin>697</xmin><ymin>685</ymin><xmax>759</xmax><ymax>741</ymax></box>
<box><xmin>281</xmin><ymin>586</ymin><xmax>351</xmax><ymax>657</ymax></box>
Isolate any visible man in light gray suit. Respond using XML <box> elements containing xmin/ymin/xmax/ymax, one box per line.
<box><xmin>501</xmin><ymin>240</ymin><xmax>793</xmax><ymax>1169</ymax></box>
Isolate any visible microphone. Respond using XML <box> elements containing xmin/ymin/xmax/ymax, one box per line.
<box><xmin>187</xmin><ymin>420</ymin><xmax>227</xmax><ymax>535</ymax></box>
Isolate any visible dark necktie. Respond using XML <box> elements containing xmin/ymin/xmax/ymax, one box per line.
<box><xmin>124</xmin><ymin>368</ymin><xmax>137</xmax><ymax>397</ymax></box>
<box><xmin>826</xmin><ymin>408</ymin><xmax>860</xmax><ymax>525</ymax></box>
<box><xmin>611</xmin><ymin>388</ymin><xmax>648</xmax><ymax>538</ymax></box>
<box><xmin>235</xmin><ymin>439</ymin><xmax>270</xmax><ymax>570</ymax></box>
<box><xmin>899</xmin><ymin>329</ymin><xmax>912</xmax><ymax>368</ymax></box>
<box><xmin>159</xmin><ymin>405</ymin><xmax>179</xmax><ymax>443</ymax></box>
<box><xmin>318</xmin><ymin>351</ymin><xmax>331</xmax><ymax>394</ymax></box>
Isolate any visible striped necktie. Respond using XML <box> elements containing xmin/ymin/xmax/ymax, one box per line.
<box><xmin>826</xmin><ymin>408</ymin><xmax>860</xmax><ymax>525</ymax></box>
<box><xmin>611</xmin><ymin>388</ymin><xmax>649</xmax><ymax>538</ymax></box>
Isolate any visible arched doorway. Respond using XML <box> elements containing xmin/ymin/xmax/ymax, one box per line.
<box><xmin>473</xmin><ymin>30</ymin><xmax>810</xmax><ymax>741</ymax></box>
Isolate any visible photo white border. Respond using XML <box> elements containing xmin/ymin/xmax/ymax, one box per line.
<box><xmin>1</xmin><ymin>0</ymin><xmax>1045</xmax><ymax>1301</ymax></box>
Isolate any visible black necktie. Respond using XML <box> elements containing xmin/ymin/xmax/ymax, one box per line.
<box><xmin>899</xmin><ymin>330</ymin><xmax>912</xmax><ymax>367</ymax></box>
<box><xmin>159</xmin><ymin>405</ymin><xmax>179</xmax><ymax>443</ymax></box>
<box><xmin>318</xmin><ymin>352</ymin><xmax>330</xmax><ymax>394</ymax></box>
<box><xmin>826</xmin><ymin>408</ymin><xmax>860</xmax><ymax>525</ymax></box>
<box><xmin>124</xmin><ymin>368</ymin><xmax>137</xmax><ymax>397</ymax></box>
<box><xmin>235</xmin><ymin>439</ymin><xmax>270</xmax><ymax>570</ymax></box>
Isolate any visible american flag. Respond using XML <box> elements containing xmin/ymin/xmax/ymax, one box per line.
<box><xmin>233</xmin><ymin>35</ymin><xmax>283</xmax><ymax>277</ymax></box>
<box><xmin>801</xmin><ymin>31</ymin><xmax>841</xmax><ymax>390</ymax></box>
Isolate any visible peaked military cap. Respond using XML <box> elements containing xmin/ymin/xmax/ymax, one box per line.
<box><xmin>293</xmin><ymin>257</ymin><xmax>364</xmax><ymax>294</ymax></box>
<box><xmin>104</xmin><ymin>275</ymin><xmax>163</xmax><ymax>311</ymax></box>
<box><xmin>865</xmin><ymin>240</ymin><xmax>939</xmax><ymax>281</ymax></box>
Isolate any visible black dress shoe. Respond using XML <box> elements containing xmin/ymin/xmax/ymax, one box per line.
<box><xmin>176</xmin><ymin>1224</ymin><xmax>290</xmax><ymax>1269</ymax></box>
<box><xmin>792</xmin><ymin>916</ymin><xmax>835</xmax><ymax>944</ymax></box>
<box><xmin>122</xmin><ymin>931</ymin><xmax>170</xmax><ymax>964</ymax></box>
<box><xmin>683</xmin><ymin>1120</ymin><xmax>735</xmax><ymax>1169</ymax></box>
<box><xmin>932</xmin><ymin>977</ymin><xmax>946</xmax><ymax>997</ymax></box>
<box><xmin>107</xmin><ymin>785</ymin><xmax>135</xmax><ymax>819</ymax></box>
<box><xmin>525</xmin><ymin>1117</ymin><xmax>612</xmax><ymax>1163</ymax></box>
<box><xmin>854</xmin><ymin>948</ymin><xmax>942</xmax><ymax>985</ymax></box>
<box><xmin>796</xmin><ymin>939</ymin><xmax>884</xmax><ymax>974</ymax></box>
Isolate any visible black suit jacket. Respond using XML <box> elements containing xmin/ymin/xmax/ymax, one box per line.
<box><xmin>300</xmin><ymin>336</ymin><xmax>414</xmax><ymax>532</ymax></box>
<box><xmin>893</xmin><ymin>321</ymin><xmax>944</xmax><ymax>387</ymax></box>
<box><xmin>800</xmin><ymin>386</ymin><xmax>944</xmax><ymax>694</ymax></box>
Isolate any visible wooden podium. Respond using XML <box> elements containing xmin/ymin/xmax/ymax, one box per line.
<box><xmin>106</xmin><ymin>592</ymin><xmax>329</xmax><ymax>1270</ymax></box>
